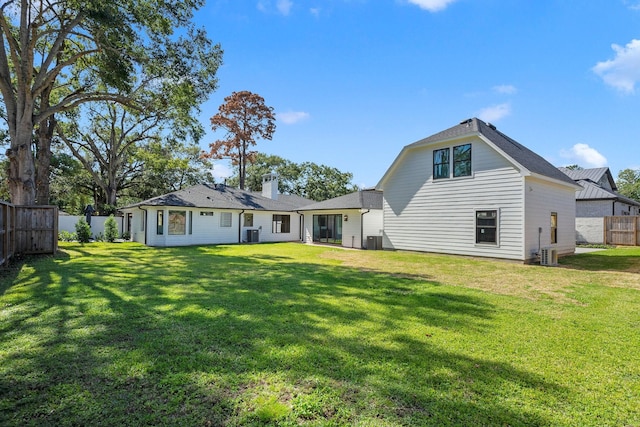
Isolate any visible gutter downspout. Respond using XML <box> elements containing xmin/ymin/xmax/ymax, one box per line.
<box><xmin>238</xmin><ymin>210</ymin><xmax>245</xmax><ymax>243</ymax></box>
<box><xmin>360</xmin><ymin>209</ymin><xmax>370</xmax><ymax>249</ymax></box>
<box><xmin>139</xmin><ymin>206</ymin><xmax>148</xmax><ymax>245</ymax></box>
<box><xmin>612</xmin><ymin>200</ymin><xmax>616</xmax><ymax>216</ymax></box>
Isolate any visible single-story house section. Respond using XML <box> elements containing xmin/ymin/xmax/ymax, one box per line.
<box><xmin>376</xmin><ymin>118</ymin><xmax>581</xmax><ymax>262</ymax></box>
<box><xmin>120</xmin><ymin>174</ymin><xmax>312</xmax><ymax>246</ymax></box>
<box><xmin>558</xmin><ymin>167</ymin><xmax>640</xmax><ymax>244</ymax></box>
<box><xmin>297</xmin><ymin>189</ymin><xmax>384</xmax><ymax>249</ymax></box>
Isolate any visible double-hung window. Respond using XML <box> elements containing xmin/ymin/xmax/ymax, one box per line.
<box><xmin>272</xmin><ymin>215</ymin><xmax>290</xmax><ymax>233</ymax></box>
<box><xmin>476</xmin><ymin>210</ymin><xmax>498</xmax><ymax>244</ymax></box>
<box><xmin>168</xmin><ymin>210</ymin><xmax>186</xmax><ymax>235</ymax></box>
<box><xmin>220</xmin><ymin>212</ymin><xmax>232</xmax><ymax>228</ymax></box>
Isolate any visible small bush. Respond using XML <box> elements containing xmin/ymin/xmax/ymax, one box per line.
<box><xmin>58</xmin><ymin>230</ymin><xmax>77</xmax><ymax>242</ymax></box>
<box><xmin>105</xmin><ymin>215</ymin><xmax>119</xmax><ymax>242</ymax></box>
<box><xmin>121</xmin><ymin>231</ymin><xmax>131</xmax><ymax>241</ymax></box>
<box><xmin>75</xmin><ymin>218</ymin><xmax>92</xmax><ymax>243</ymax></box>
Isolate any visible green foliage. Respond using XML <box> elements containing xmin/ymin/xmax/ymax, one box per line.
<box><xmin>74</xmin><ymin>218</ymin><xmax>92</xmax><ymax>243</ymax></box>
<box><xmin>58</xmin><ymin>230</ymin><xmax>77</xmax><ymax>242</ymax></box>
<box><xmin>616</xmin><ymin>168</ymin><xmax>640</xmax><ymax>202</ymax></box>
<box><xmin>2</xmin><ymin>243</ymin><xmax>639</xmax><ymax>426</ymax></box>
<box><xmin>231</xmin><ymin>153</ymin><xmax>358</xmax><ymax>201</ymax></box>
<box><xmin>104</xmin><ymin>215</ymin><xmax>119</xmax><ymax>242</ymax></box>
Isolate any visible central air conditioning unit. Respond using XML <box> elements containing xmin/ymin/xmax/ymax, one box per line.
<box><xmin>247</xmin><ymin>229</ymin><xmax>259</xmax><ymax>243</ymax></box>
<box><xmin>540</xmin><ymin>247</ymin><xmax>558</xmax><ymax>266</ymax></box>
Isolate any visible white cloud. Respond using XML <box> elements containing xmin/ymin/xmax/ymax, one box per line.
<box><xmin>257</xmin><ymin>0</ymin><xmax>293</xmax><ymax>15</ymax></box>
<box><xmin>477</xmin><ymin>103</ymin><xmax>511</xmax><ymax>123</ymax></box>
<box><xmin>560</xmin><ymin>143</ymin><xmax>608</xmax><ymax>168</ymax></box>
<box><xmin>277</xmin><ymin>0</ymin><xmax>293</xmax><ymax>15</ymax></box>
<box><xmin>277</xmin><ymin>111</ymin><xmax>310</xmax><ymax>124</ymax></box>
<box><xmin>493</xmin><ymin>84</ymin><xmax>517</xmax><ymax>95</ymax></box>
<box><xmin>310</xmin><ymin>7</ymin><xmax>320</xmax><ymax>17</ymax></box>
<box><xmin>592</xmin><ymin>39</ymin><xmax>640</xmax><ymax>94</ymax></box>
<box><xmin>407</xmin><ymin>0</ymin><xmax>457</xmax><ymax>12</ymax></box>
<box><xmin>210</xmin><ymin>163</ymin><xmax>233</xmax><ymax>180</ymax></box>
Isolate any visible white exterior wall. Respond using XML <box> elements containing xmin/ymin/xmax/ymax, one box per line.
<box><xmin>240</xmin><ymin>211</ymin><xmax>302</xmax><ymax>243</ymax></box>
<box><xmin>576</xmin><ymin>217</ymin><xmax>604</xmax><ymax>244</ymax></box>
<box><xmin>302</xmin><ymin>209</ymin><xmax>384</xmax><ymax>249</ymax></box>
<box><xmin>58</xmin><ymin>215</ymin><xmax>124</xmax><ymax>238</ymax></box>
<box><xmin>523</xmin><ymin>177</ymin><xmax>576</xmax><ymax>259</ymax></box>
<box><xmin>122</xmin><ymin>207</ymin><xmax>302</xmax><ymax>246</ymax></box>
<box><xmin>576</xmin><ymin>199</ymin><xmax>639</xmax><ymax>217</ymax></box>
<box><xmin>382</xmin><ymin>137</ymin><xmax>526</xmax><ymax>260</ymax></box>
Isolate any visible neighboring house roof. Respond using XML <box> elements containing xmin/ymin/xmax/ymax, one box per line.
<box><xmin>558</xmin><ymin>167</ymin><xmax>616</xmax><ymax>191</ymax></box>
<box><xmin>298</xmin><ymin>189</ymin><xmax>383</xmax><ymax>211</ymax></box>
<box><xmin>377</xmin><ymin>118</ymin><xmax>578</xmax><ymax>189</ymax></box>
<box><xmin>558</xmin><ymin>167</ymin><xmax>640</xmax><ymax>207</ymax></box>
<box><xmin>121</xmin><ymin>184</ymin><xmax>313</xmax><ymax>211</ymax></box>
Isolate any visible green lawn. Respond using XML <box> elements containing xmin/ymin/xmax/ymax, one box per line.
<box><xmin>1</xmin><ymin>242</ymin><xmax>639</xmax><ymax>426</ymax></box>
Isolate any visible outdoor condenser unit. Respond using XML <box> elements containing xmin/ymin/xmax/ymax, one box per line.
<box><xmin>247</xmin><ymin>229</ymin><xmax>259</xmax><ymax>243</ymax></box>
<box><xmin>540</xmin><ymin>247</ymin><xmax>558</xmax><ymax>266</ymax></box>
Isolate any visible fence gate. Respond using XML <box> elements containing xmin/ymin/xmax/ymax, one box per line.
<box><xmin>15</xmin><ymin>206</ymin><xmax>58</xmax><ymax>256</ymax></box>
<box><xmin>604</xmin><ymin>216</ymin><xmax>640</xmax><ymax>246</ymax></box>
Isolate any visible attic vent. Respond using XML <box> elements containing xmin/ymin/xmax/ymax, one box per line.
<box><xmin>487</xmin><ymin>122</ymin><xmax>497</xmax><ymax>130</ymax></box>
<box><xmin>459</xmin><ymin>118</ymin><xmax>473</xmax><ymax>125</ymax></box>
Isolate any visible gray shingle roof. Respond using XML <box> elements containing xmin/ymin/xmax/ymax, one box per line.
<box><xmin>381</xmin><ymin>118</ymin><xmax>577</xmax><ymax>188</ymax></box>
<box><xmin>298</xmin><ymin>190</ymin><xmax>383</xmax><ymax>211</ymax></box>
<box><xmin>122</xmin><ymin>184</ymin><xmax>313</xmax><ymax>211</ymax></box>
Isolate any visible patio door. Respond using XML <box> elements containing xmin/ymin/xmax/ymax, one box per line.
<box><xmin>313</xmin><ymin>214</ymin><xmax>343</xmax><ymax>244</ymax></box>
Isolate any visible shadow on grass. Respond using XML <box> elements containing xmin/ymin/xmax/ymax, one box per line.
<box><xmin>0</xmin><ymin>243</ymin><xmax>566</xmax><ymax>426</ymax></box>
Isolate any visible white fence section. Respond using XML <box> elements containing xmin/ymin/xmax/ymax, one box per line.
<box><xmin>58</xmin><ymin>215</ymin><xmax>124</xmax><ymax>238</ymax></box>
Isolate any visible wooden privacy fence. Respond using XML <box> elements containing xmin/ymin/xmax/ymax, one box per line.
<box><xmin>1</xmin><ymin>201</ymin><xmax>16</xmax><ymax>267</ymax></box>
<box><xmin>1</xmin><ymin>202</ymin><xmax>58</xmax><ymax>267</ymax></box>
<box><xmin>604</xmin><ymin>216</ymin><xmax>640</xmax><ymax>246</ymax></box>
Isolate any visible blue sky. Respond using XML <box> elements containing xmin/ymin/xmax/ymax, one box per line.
<box><xmin>195</xmin><ymin>0</ymin><xmax>640</xmax><ymax>189</ymax></box>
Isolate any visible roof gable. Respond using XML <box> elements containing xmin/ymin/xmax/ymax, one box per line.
<box><xmin>378</xmin><ymin>118</ymin><xmax>577</xmax><ymax>189</ymax></box>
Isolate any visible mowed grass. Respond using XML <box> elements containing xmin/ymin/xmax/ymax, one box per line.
<box><xmin>1</xmin><ymin>242</ymin><xmax>639</xmax><ymax>426</ymax></box>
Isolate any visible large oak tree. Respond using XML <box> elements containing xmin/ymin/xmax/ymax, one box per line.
<box><xmin>0</xmin><ymin>0</ymin><xmax>221</xmax><ymax>205</ymax></box>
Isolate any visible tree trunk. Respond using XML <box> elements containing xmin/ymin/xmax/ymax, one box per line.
<box><xmin>35</xmin><ymin>115</ymin><xmax>56</xmax><ymax>205</ymax></box>
<box><xmin>7</xmin><ymin>119</ymin><xmax>37</xmax><ymax>205</ymax></box>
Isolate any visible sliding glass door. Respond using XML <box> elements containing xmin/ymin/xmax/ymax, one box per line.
<box><xmin>313</xmin><ymin>214</ymin><xmax>343</xmax><ymax>245</ymax></box>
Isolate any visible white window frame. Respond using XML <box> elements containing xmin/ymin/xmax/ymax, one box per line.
<box><xmin>475</xmin><ymin>209</ymin><xmax>499</xmax><ymax>246</ymax></box>
<box><xmin>220</xmin><ymin>212</ymin><xmax>232</xmax><ymax>228</ymax></box>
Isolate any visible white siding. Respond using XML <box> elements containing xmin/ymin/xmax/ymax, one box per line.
<box><xmin>120</xmin><ymin>207</ymin><xmax>302</xmax><ymax>247</ymax></box>
<box><xmin>302</xmin><ymin>209</ymin><xmax>384</xmax><ymax>249</ymax></box>
<box><xmin>382</xmin><ymin>137</ymin><xmax>526</xmax><ymax>260</ymax></box>
<box><xmin>241</xmin><ymin>211</ymin><xmax>302</xmax><ymax>243</ymax></box>
<box><xmin>524</xmin><ymin>177</ymin><xmax>576</xmax><ymax>258</ymax></box>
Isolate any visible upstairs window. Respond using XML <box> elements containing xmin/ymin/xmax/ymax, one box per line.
<box><xmin>433</xmin><ymin>148</ymin><xmax>450</xmax><ymax>179</ymax></box>
<box><xmin>453</xmin><ymin>144</ymin><xmax>472</xmax><ymax>177</ymax></box>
